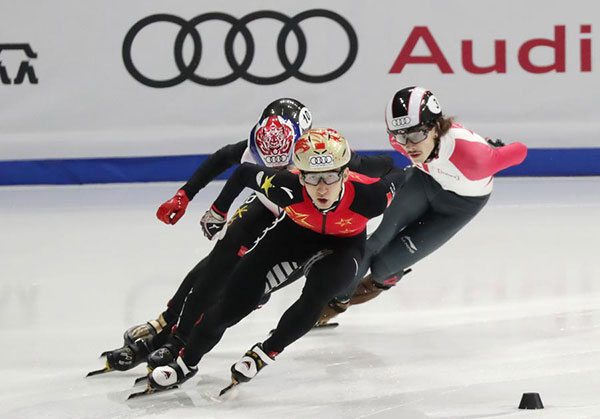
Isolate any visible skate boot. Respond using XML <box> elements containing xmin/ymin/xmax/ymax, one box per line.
<box><xmin>150</xmin><ymin>355</ymin><xmax>197</xmax><ymax>389</ymax></box>
<box><xmin>87</xmin><ymin>313</ymin><xmax>170</xmax><ymax>376</ymax></box>
<box><xmin>314</xmin><ymin>269</ymin><xmax>412</xmax><ymax>327</ymax></box>
<box><xmin>147</xmin><ymin>330</ymin><xmax>186</xmax><ymax>371</ymax></box>
<box><xmin>128</xmin><ymin>355</ymin><xmax>198</xmax><ymax>399</ymax></box>
<box><xmin>219</xmin><ymin>342</ymin><xmax>276</xmax><ymax>396</ymax></box>
<box><xmin>131</xmin><ymin>328</ymin><xmax>187</xmax><ymax>385</ymax></box>
<box><xmin>122</xmin><ymin>314</ymin><xmax>170</xmax><ymax>346</ymax></box>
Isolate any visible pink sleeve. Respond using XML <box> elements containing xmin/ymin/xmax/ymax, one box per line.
<box><xmin>449</xmin><ymin>139</ymin><xmax>528</xmax><ymax>180</ymax></box>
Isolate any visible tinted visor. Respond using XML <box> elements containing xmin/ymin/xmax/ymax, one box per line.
<box><xmin>301</xmin><ymin>170</ymin><xmax>343</xmax><ymax>186</ymax></box>
<box><xmin>387</xmin><ymin>125</ymin><xmax>432</xmax><ymax>145</ymax></box>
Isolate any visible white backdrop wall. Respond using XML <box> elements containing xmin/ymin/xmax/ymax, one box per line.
<box><xmin>0</xmin><ymin>0</ymin><xmax>598</xmax><ymax>160</ymax></box>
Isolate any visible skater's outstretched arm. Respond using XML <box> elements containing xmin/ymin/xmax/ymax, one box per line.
<box><xmin>347</xmin><ymin>151</ymin><xmax>395</xmax><ymax>177</ymax></box>
<box><xmin>157</xmin><ymin>140</ymin><xmax>247</xmax><ymax>224</ymax></box>
<box><xmin>180</xmin><ymin>140</ymin><xmax>248</xmax><ymax>200</ymax></box>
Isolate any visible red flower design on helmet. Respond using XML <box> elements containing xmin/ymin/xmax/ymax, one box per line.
<box><xmin>255</xmin><ymin>116</ymin><xmax>294</xmax><ymax>157</ymax></box>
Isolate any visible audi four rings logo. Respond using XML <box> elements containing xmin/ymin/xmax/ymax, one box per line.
<box><xmin>390</xmin><ymin>116</ymin><xmax>412</xmax><ymax>127</ymax></box>
<box><xmin>122</xmin><ymin>10</ymin><xmax>358</xmax><ymax>88</ymax></box>
<box><xmin>265</xmin><ymin>155</ymin><xmax>288</xmax><ymax>164</ymax></box>
<box><xmin>309</xmin><ymin>155</ymin><xmax>334</xmax><ymax>168</ymax></box>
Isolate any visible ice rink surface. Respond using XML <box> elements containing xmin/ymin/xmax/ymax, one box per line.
<box><xmin>1</xmin><ymin>177</ymin><xmax>599</xmax><ymax>419</ymax></box>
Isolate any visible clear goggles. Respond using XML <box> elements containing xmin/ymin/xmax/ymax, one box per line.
<box><xmin>387</xmin><ymin>125</ymin><xmax>433</xmax><ymax>145</ymax></box>
<box><xmin>301</xmin><ymin>170</ymin><xmax>343</xmax><ymax>186</ymax></box>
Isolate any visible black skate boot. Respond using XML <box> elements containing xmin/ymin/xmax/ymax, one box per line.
<box><xmin>87</xmin><ymin>313</ymin><xmax>170</xmax><ymax>377</ymax></box>
<box><xmin>131</xmin><ymin>330</ymin><xmax>187</xmax><ymax>385</ymax></box>
<box><xmin>147</xmin><ymin>331</ymin><xmax>186</xmax><ymax>371</ymax></box>
<box><xmin>122</xmin><ymin>314</ymin><xmax>169</xmax><ymax>346</ymax></box>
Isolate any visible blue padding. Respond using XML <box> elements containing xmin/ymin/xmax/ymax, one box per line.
<box><xmin>1</xmin><ymin>148</ymin><xmax>599</xmax><ymax>186</ymax></box>
<box><xmin>0</xmin><ymin>155</ymin><xmax>236</xmax><ymax>186</ymax></box>
<box><xmin>360</xmin><ymin>148</ymin><xmax>600</xmax><ymax>177</ymax></box>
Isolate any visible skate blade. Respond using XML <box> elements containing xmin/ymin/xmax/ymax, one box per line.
<box><xmin>269</xmin><ymin>322</ymin><xmax>339</xmax><ymax>336</ymax></box>
<box><xmin>133</xmin><ymin>375</ymin><xmax>149</xmax><ymax>386</ymax></box>
<box><xmin>205</xmin><ymin>386</ymin><xmax>239</xmax><ymax>402</ymax></box>
<box><xmin>312</xmin><ymin>322</ymin><xmax>339</xmax><ymax>329</ymax></box>
<box><xmin>86</xmin><ymin>359</ymin><xmax>113</xmax><ymax>377</ymax></box>
<box><xmin>204</xmin><ymin>391</ymin><xmax>223</xmax><ymax>402</ymax></box>
<box><xmin>127</xmin><ymin>384</ymin><xmax>178</xmax><ymax>400</ymax></box>
<box><xmin>133</xmin><ymin>366</ymin><xmax>152</xmax><ymax>386</ymax></box>
<box><xmin>218</xmin><ymin>378</ymin><xmax>239</xmax><ymax>396</ymax></box>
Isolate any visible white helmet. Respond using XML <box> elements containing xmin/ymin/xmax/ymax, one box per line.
<box><xmin>248</xmin><ymin>98</ymin><xmax>313</xmax><ymax>168</ymax></box>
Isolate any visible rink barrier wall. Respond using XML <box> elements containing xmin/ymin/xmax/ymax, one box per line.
<box><xmin>1</xmin><ymin>148</ymin><xmax>599</xmax><ymax>185</ymax></box>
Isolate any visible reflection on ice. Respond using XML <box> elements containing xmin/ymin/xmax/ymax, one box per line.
<box><xmin>0</xmin><ymin>177</ymin><xmax>599</xmax><ymax>418</ymax></box>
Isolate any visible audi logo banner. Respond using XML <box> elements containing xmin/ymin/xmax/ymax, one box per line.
<box><xmin>0</xmin><ymin>0</ymin><xmax>598</xmax><ymax>177</ymax></box>
<box><xmin>122</xmin><ymin>10</ymin><xmax>358</xmax><ymax>87</ymax></box>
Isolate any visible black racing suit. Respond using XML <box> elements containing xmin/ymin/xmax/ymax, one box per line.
<box><xmin>180</xmin><ymin>164</ymin><xmax>406</xmax><ymax>365</ymax></box>
<box><xmin>357</xmin><ymin>167</ymin><xmax>489</xmax><ymax>288</ymax></box>
<box><xmin>159</xmin><ymin>140</ymin><xmax>395</xmax><ymax>340</ymax></box>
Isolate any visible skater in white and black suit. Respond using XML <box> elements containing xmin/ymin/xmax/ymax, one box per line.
<box><xmin>317</xmin><ymin>86</ymin><xmax>528</xmax><ymax>324</ymax></box>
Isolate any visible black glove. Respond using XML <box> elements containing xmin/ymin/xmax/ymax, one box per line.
<box><xmin>200</xmin><ymin>206</ymin><xmax>227</xmax><ymax>240</ymax></box>
<box><xmin>486</xmin><ymin>137</ymin><xmax>506</xmax><ymax>148</ymax></box>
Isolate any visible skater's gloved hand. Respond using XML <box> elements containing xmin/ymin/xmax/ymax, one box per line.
<box><xmin>486</xmin><ymin>137</ymin><xmax>506</xmax><ymax>148</ymax></box>
<box><xmin>200</xmin><ymin>206</ymin><xmax>227</xmax><ymax>240</ymax></box>
<box><xmin>156</xmin><ymin>189</ymin><xmax>189</xmax><ymax>225</ymax></box>
<box><xmin>231</xmin><ymin>343</ymin><xmax>275</xmax><ymax>384</ymax></box>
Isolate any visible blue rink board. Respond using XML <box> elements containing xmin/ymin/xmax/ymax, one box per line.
<box><xmin>1</xmin><ymin>148</ymin><xmax>598</xmax><ymax>186</ymax></box>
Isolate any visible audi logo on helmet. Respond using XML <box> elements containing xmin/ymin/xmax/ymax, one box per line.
<box><xmin>309</xmin><ymin>155</ymin><xmax>335</xmax><ymax>169</ymax></box>
<box><xmin>122</xmin><ymin>10</ymin><xmax>358</xmax><ymax>87</ymax></box>
<box><xmin>265</xmin><ymin>155</ymin><xmax>288</xmax><ymax>164</ymax></box>
<box><xmin>390</xmin><ymin>116</ymin><xmax>412</xmax><ymax>128</ymax></box>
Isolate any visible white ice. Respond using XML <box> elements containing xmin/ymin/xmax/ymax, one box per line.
<box><xmin>1</xmin><ymin>177</ymin><xmax>599</xmax><ymax>419</ymax></box>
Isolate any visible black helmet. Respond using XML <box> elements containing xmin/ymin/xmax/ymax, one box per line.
<box><xmin>249</xmin><ymin>98</ymin><xmax>313</xmax><ymax>168</ymax></box>
<box><xmin>260</xmin><ymin>98</ymin><xmax>313</xmax><ymax>133</ymax></box>
<box><xmin>385</xmin><ymin>87</ymin><xmax>442</xmax><ymax>133</ymax></box>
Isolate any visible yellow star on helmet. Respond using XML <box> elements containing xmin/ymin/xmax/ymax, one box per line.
<box><xmin>260</xmin><ymin>174</ymin><xmax>276</xmax><ymax>197</ymax></box>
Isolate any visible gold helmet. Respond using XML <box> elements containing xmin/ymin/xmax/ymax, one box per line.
<box><xmin>293</xmin><ymin>128</ymin><xmax>351</xmax><ymax>172</ymax></box>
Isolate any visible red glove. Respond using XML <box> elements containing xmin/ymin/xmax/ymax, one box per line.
<box><xmin>156</xmin><ymin>190</ymin><xmax>189</xmax><ymax>225</ymax></box>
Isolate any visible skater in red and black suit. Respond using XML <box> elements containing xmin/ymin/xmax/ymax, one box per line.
<box><xmin>91</xmin><ymin>100</ymin><xmax>395</xmax><ymax>377</ymax></box>
<box><xmin>143</xmin><ymin>128</ymin><xmax>406</xmax><ymax>394</ymax></box>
